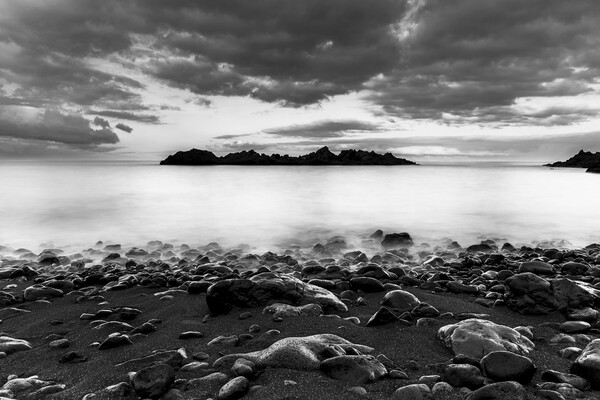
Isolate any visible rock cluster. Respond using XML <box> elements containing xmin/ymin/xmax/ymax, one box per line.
<box><xmin>2</xmin><ymin>233</ymin><xmax>600</xmax><ymax>399</ymax></box>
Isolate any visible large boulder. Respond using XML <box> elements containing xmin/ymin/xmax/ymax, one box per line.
<box><xmin>213</xmin><ymin>334</ymin><xmax>374</xmax><ymax>371</ymax></box>
<box><xmin>571</xmin><ymin>339</ymin><xmax>600</xmax><ymax>389</ymax></box>
<box><xmin>206</xmin><ymin>272</ymin><xmax>347</xmax><ymax>315</ymax></box>
<box><xmin>438</xmin><ymin>319</ymin><xmax>534</xmax><ymax>360</ymax></box>
<box><xmin>552</xmin><ymin>278</ymin><xmax>599</xmax><ymax>311</ymax></box>
<box><xmin>480</xmin><ymin>351</ymin><xmax>536</xmax><ymax>384</ymax></box>
<box><xmin>23</xmin><ymin>284</ymin><xmax>63</xmax><ymax>301</ymax></box>
<box><xmin>380</xmin><ymin>290</ymin><xmax>421</xmax><ymax>311</ymax></box>
<box><xmin>504</xmin><ymin>273</ymin><xmax>559</xmax><ymax>314</ymax></box>
<box><xmin>381</xmin><ymin>233</ymin><xmax>413</xmax><ymax>249</ymax></box>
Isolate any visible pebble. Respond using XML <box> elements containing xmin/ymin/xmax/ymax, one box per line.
<box><xmin>4</xmin><ymin>239</ymin><xmax>600</xmax><ymax>400</ymax></box>
<box><xmin>217</xmin><ymin>376</ymin><xmax>249</xmax><ymax>400</ymax></box>
<box><xmin>392</xmin><ymin>383</ymin><xmax>432</xmax><ymax>400</ymax></box>
<box><xmin>49</xmin><ymin>338</ymin><xmax>70</xmax><ymax>348</ymax></box>
<box><xmin>178</xmin><ymin>331</ymin><xmax>204</xmax><ymax>339</ymax></box>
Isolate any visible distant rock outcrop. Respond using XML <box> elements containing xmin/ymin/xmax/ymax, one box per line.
<box><xmin>545</xmin><ymin>150</ymin><xmax>600</xmax><ymax>173</ymax></box>
<box><xmin>160</xmin><ymin>146</ymin><xmax>417</xmax><ymax>166</ymax></box>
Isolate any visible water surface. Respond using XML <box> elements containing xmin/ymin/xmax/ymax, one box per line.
<box><xmin>1</xmin><ymin>161</ymin><xmax>599</xmax><ymax>251</ymax></box>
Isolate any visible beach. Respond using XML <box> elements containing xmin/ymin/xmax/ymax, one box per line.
<box><xmin>2</xmin><ymin>233</ymin><xmax>600</xmax><ymax>399</ymax></box>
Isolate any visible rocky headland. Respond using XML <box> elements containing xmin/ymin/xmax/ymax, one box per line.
<box><xmin>160</xmin><ymin>147</ymin><xmax>417</xmax><ymax>166</ymax></box>
<box><xmin>545</xmin><ymin>150</ymin><xmax>600</xmax><ymax>173</ymax></box>
<box><xmin>2</xmin><ymin>233</ymin><xmax>600</xmax><ymax>399</ymax></box>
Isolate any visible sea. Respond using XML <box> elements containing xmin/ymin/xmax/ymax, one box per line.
<box><xmin>1</xmin><ymin>161</ymin><xmax>599</xmax><ymax>252</ymax></box>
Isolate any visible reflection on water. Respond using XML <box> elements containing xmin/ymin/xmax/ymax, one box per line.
<box><xmin>1</xmin><ymin>161</ymin><xmax>599</xmax><ymax>251</ymax></box>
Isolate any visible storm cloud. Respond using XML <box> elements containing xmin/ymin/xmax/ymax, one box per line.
<box><xmin>366</xmin><ymin>0</ymin><xmax>600</xmax><ymax>124</ymax></box>
<box><xmin>1</xmin><ymin>0</ymin><xmax>600</xmax><ymax>157</ymax></box>
<box><xmin>0</xmin><ymin>108</ymin><xmax>119</xmax><ymax>149</ymax></box>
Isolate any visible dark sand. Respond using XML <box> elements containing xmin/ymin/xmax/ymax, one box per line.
<box><xmin>1</xmin><ymin>279</ymin><xmax>569</xmax><ymax>399</ymax></box>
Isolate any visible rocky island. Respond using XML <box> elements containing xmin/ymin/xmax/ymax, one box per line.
<box><xmin>545</xmin><ymin>150</ymin><xmax>600</xmax><ymax>173</ymax></box>
<box><xmin>160</xmin><ymin>146</ymin><xmax>417</xmax><ymax>166</ymax></box>
<box><xmin>3</xmin><ymin>233</ymin><xmax>600</xmax><ymax>399</ymax></box>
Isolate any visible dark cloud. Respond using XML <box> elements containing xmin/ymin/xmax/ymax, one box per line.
<box><xmin>134</xmin><ymin>0</ymin><xmax>407</xmax><ymax>106</ymax></box>
<box><xmin>1</xmin><ymin>0</ymin><xmax>600</xmax><ymax>158</ymax></box>
<box><xmin>115</xmin><ymin>123</ymin><xmax>133</xmax><ymax>133</ymax></box>
<box><xmin>365</xmin><ymin>0</ymin><xmax>600</xmax><ymax>124</ymax></box>
<box><xmin>263</xmin><ymin>120</ymin><xmax>383</xmax><ymax>138</ymax></box>
<box><xmin>92</xmin><ymin>110</ymin><xmax>160</xmax><ymax>124</ymax></box>
<box><xmin>213</xmin><ymin>133</ymin><xmax>252</xmax><ymax>140</ymax></box>
<box><xmin>0</xmin><ymin>108</ymin><xmax>119</xmax><ymax>148</ymax></box>
<box><xmin>93</xmin><ymin>117</ymin><xmax>111</xmax><ymax>128</ymax></box>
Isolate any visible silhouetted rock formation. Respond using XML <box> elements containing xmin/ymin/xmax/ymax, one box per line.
<box><xmin>160</xmin><ymin>146</ymin><xmax>417</xmax><ymax>166</ymax></box>
<box><xmin>545</xmin><ymin>150</ymin><xmax>600</xmax><ymax>174</ymax></box>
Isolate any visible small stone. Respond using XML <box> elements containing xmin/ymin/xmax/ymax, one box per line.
<box><xmin>445</xmin><ymin>364</ymin><xmax>485</xmax><ymax>389</ymax></box>
<box><xmin>217</xmin><ymin>376</ymin><xmax>249</xmax><ymax>400</ymax></box>
<box><xmin>466</xmin><ymin>381</ymin><xmax>527</xmax><ymax>400</ymax></box>
<box><xmin>559</xmin><ymin>321</ymin><xmax>591</xmax><ymax>334</ymax></box>
<box><xmin>418</xmin><ymin>375</ymin><xmax>440</xmax><ymax>384</ymax></box>
<box><xmin>208</xmin><ymin>335</ymin><xmax>239</xmax><ymax>347</ymax></box>
<box><xmin>388</xmin><ymin>370</ymin><xmax>409</xmax><ymax>379</ymax></box>
<box><xmin>347</xmin><ymin>386</ymin><xmax>368</xmax><ymax>396</ymax></box>
<box><xmin>98</xmin><ymin>334</ymin><xmax>132</xmax><ymax>350</ymax></box>
<box><xmin>178</xmin><ymin>331</ymin><xmax>204</xmax><ymax>339</ymax></box>
<box><xmin>238</xmin><ymin>312</ymin><xmax>252</xmax><ymax>319</ymax></box>
<box><xmin>232</xmin><ymin>358</ymin><xmax>254</xmax><ymax>377</ymax></box>
<box><xmin>559</xmin><ymin>347</ymin><xmax>582</xmax><ymax>359</ymax></box>
<box><xmin>248</xmin><ymin>324</ymin><xmax>260</xmax><ymax>334</ymax></box>
<box><xmin>132</xmin><ymin>364</ymin><xmax>175</xmax><ymax>399</ymax></box>
<box><xmin>392</xmin><ymin>383</ymin><xmax>432</xmax><ymax>400</ymax></box>
<box><xmin>193</xmin><ymin>351</ymin><xmax>210</xmax><ymax>361</ymax></box>
<box><xmin>59</xmin><ymin>351</ymin><xmax>88</xmax><ymax>363</ymax></box>
<box><xmin>432</xmin><ymin>382</ymin><xmax>454</xmax><ymax>397</ymax></box>
<box><xmin>179</xmin><ymin>361</ymin><xmax>209</xmax><ymax>372</ymax></box>
<box><xmin>366</xmin><ymin>307</ymin><xmax>400</xmax><ymax>326</ymax></box>
<box><xmin>49</xmin><ymin>338</ymin><xmax>70</xmax><ymax>349</ymax></box>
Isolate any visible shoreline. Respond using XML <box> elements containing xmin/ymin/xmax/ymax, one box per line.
<box><xmin>1</xmin><ymin>232</ymin><xmax>600</xmax><ymax>399</ymax></box>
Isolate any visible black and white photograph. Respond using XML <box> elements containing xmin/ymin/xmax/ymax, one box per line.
<box><xmin>1</xmin><ymin>1</ymin><xmax>600</xmax><ymax>399</ymax></box>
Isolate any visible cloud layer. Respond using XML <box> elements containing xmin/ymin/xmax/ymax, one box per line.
<box><xmin>1</xmin><ymin>0</ymin><xmax>600</xmax><ymax>157</ymax></box>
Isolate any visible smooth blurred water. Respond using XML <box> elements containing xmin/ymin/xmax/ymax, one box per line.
<box><xmin>1</xmin><ymin>161</ymin><xmax>599</xmax><ymax>251</ymax></box>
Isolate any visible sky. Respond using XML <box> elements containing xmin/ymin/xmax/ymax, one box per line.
<box><xmin>1</xmin><ymin>0</ymin><xmax>600</xmax><ymax>162</ymax></box>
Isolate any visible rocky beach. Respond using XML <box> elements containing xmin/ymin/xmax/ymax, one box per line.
<box><xmin>2</xmin><ymin>232</ymin><xmax>600</xmax><ymax>400</ymax></box>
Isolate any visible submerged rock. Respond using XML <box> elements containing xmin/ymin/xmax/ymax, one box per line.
<box><xmin>381</xmin><ymin>233</ymin><xmax>414</xmax><ymax>249</ymax></box>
